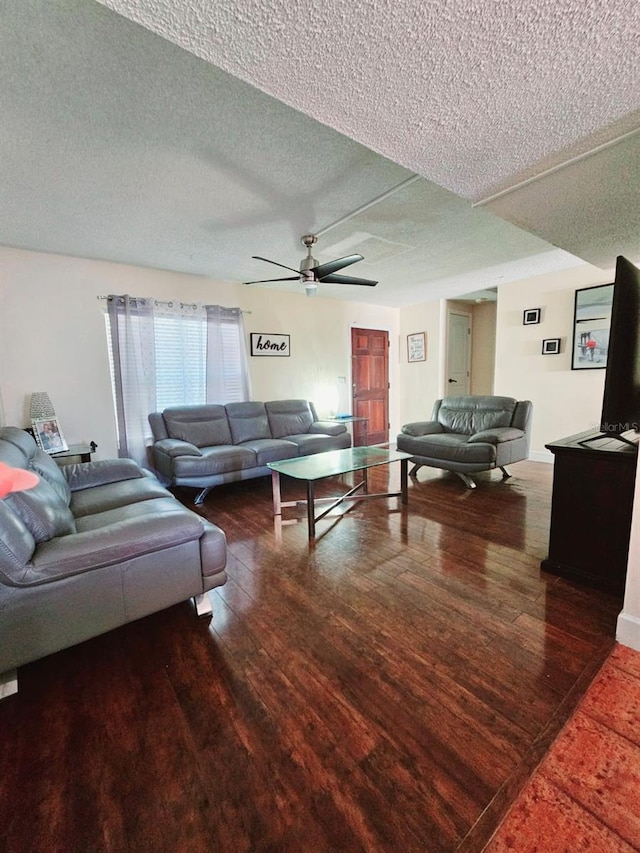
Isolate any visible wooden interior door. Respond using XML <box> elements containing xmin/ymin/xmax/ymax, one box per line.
<box><xmin>351</xmin><ymin>327</ymin><xmax>389</xmax><ymax>446</ymax></box>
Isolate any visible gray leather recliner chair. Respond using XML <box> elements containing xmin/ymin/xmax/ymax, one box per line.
<box><xmin>397</xmin><ymin>395</ymin><xmax>532</xmax><ymax>489</ymax></box>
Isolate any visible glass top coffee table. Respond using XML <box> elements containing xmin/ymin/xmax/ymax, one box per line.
<box><xmin>267</xmin><ymin>447</ymin><xmax>412</xmax><ymax>538</ymax></box>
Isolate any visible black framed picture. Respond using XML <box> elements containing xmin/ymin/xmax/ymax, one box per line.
<box><xmin>523</xmin><ymin>308</ymin><xmax>541</xmax><ymax>325</ymax></box>
<box><xmin>542</xmin><ymin>338</ymin><xmax>561</xmax><ymax>355</ymax></box>
<box><xmin>571</xmin><ymin>283</ymin><xmax>614</xmax><ymax>370</ymax></box>
<box><xmin>250</xmin><ymin>333</ymin><xmax>290</xmax><ymax>357</ymax></box>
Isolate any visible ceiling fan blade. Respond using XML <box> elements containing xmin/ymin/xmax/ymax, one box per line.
<box><xmin>312</xmin><ymin>254</ymin><xmax>364</xmax><ymax>279</ymax></box>
<box><xmin>252</xmin><ymin>256</ymin><xmax>301</xmax><ymax>274</ymax></box>
<box><xmin>320</xmin><ymin>273</ymin><xmax>378</xmax><ymax>287</ymax></box>
<box><xmin>244</xmin><ymin>276</ymin><xmax>301</xmax><ymax>285</ymax></box>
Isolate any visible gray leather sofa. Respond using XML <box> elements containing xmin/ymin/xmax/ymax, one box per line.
<box><xmin>397</xmin><ymin>395</ymin><xmax>532</xmax><ymax>489</ymax></box>
<box><xmin>0</xmin><ymin>427</ymin><xmax>227</xmax><ymax>695</ymax></box>
<box><xmin>149</xmin><ymin>399</ymin><xmax>351</xmax><ymax>504</ymax></box>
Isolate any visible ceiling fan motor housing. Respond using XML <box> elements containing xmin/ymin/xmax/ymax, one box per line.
<box><xmin>300</xmin><ymin>234</ymin><xmax>318</xmax><ymax>274</ymax></box>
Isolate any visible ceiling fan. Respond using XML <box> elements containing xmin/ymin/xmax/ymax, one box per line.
<box><xmin>244</xmin><ymin>234</ymin><xmax>378</xmax><ymax>296</ymax></box>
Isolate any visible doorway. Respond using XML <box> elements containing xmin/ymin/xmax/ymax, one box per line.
<box><xmin>446</xmin><ymin>309</ymin><xmax>472</xmax><ymax>397</ymax></box>
<box><xmin>351</xmin><ymin>327</ymin><xmax>389</xmax><ymax>445</ymax></box>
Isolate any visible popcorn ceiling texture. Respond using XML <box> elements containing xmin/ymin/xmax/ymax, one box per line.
<box><xmin>98</xmin><ymin>0</ymin><xmax>640</xmax><ymax>199</ymax></box>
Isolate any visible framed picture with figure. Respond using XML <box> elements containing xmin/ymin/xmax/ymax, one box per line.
<box><xmin>32</xmin><ymin>418</ymin><xmax>68</xmax><ymax>454</ymax></box>
<box><xmin>571</xmin><ymin>283</ymin><xmax>614</xmax><ymax>370</ymax></box>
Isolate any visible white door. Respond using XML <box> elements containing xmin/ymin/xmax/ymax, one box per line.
<box><xmin>446</xmin><ymin>310</ymin><xmax>471</xmax><ymax>397</ymax></box>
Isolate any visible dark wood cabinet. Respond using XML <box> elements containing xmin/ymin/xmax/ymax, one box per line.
<box><xmin>541</xmin><ymin>431</ymin><xmax>638</xmax><ymax>595</ymax></box>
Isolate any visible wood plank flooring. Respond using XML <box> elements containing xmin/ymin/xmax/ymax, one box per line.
<box><xmin>0</xmin><ymin>461</ymin><xmax>622</xmax><ymax>852</ymax></box>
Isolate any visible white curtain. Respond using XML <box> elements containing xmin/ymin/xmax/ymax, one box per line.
<box><xmin>107</xmin><ymin>298</ymin><xmax>251</xmax><ymax>467</ymax></box>
<box><xmin>205</xmin><ymin>305</ymin><xmax>252</xmax><ymax>402</ymax></box>
<box><xmin>107</xmin><ymin>295</ymin><xmax>156</xmax><ymax>468</ymax></box>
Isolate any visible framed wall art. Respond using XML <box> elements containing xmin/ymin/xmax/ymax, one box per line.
<box><xmin>571</xmin><ymin>283</ymin><xmax>614</xmax><ymax>370</ymax></box>
<box><xmin>407</xmin><ymin>332</ymin><xmax>426</xmax><ymax>362</ymax></box>
<box><xmin>542</xmin><ymin>338</ymin><xmax>561</xmax><ymax>355</ymax></box>
<box><xmin>523</xmin><ymin>308</ymin><xmax>541</xmax><ymax>325</ymax></box>
<box><xmin>250</xmin><ymin>333</ymin><xmax>290</xmax><ymax>357</ymax></box>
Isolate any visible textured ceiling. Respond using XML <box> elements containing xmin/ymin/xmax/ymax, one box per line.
<box><xmin>1</xmin><ymin>0</ymin><xmax>638</xmax><ymax>306</ymax></box>
<box><xmin>98</xmin><ymin>0</ymin><xmax>640</xmax><ymax>200</ymax></box>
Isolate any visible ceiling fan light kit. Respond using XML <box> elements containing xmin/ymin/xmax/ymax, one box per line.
<box><xmin>244</xmin><ymin>235</ymin><xmax>378</xmax><ymax>295</ymax></box>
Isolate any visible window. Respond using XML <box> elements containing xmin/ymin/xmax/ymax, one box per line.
<box><xmin>104</xmin><ymin>295</ymin><xmax>250</xmax><ymax>465</ymax></box>
<box><xmin>153</xmin><ymin>307</ymin><xmax>207</xmax><ymax>409</ymax></box>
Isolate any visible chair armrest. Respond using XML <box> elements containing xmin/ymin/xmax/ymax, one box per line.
<box><xmin>63</xmin><ymin>459</ymin><xmax>144</xmax><ymax>492</ymax></box>
<box><xmin>467</xmin><ymin>428</ymin><xmax>525</xmax><ymax>445</ymax></box>
<box><xmin>153</xmin><ymin>438</ymin><xmax>202</xmax><ymax>458</ymax></box>
<box><xmin>400</xmin><ymin>421</ymin><xmax>444</xmax><ymax>437</ymax></box>
<box><xmin>9</xmin><ymin>511</ymin><xmax>205</xmax><ymax>587</ymax></box>
<box><xmin>309</xmin><ymin>421</ymin><xmax>347</xmax><ymax>436</ymax></box>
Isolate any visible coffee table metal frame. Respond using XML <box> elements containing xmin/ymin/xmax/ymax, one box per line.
<box><xmin>267</xmin><ymin>447</ymin><xmax>411</xmax><ymax>538</ymax></box>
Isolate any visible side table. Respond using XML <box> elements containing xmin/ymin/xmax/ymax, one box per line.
<box><xmin>329</xmin><ymin>416</ymin><xmax>368</xmax><ymax>447</ymax></box>
<box><xmin>52</xmin><ymin>442</ymin><xmax>98</xmax><ymax>464</ymax></box>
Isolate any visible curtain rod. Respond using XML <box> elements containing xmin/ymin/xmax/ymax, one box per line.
<box><xmin>96</xmin><ymin>295</ymin><xmax>251</xmax><ymax>314</ymax></box>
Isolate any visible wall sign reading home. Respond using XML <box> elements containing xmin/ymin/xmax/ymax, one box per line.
<box><xmin>250</xmin><ymin>333</ymin><xmax>290</xmax><ymax>357</ymax></box>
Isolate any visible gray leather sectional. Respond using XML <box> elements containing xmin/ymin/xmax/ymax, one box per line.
<box><xmin>149</xmin><ymin>399</ymin><xmax>351</xmax><ymax>504</ymax></box>
<box><xmin>397</xmin><ymin>395</ymin><xmax>532</xmax><ymax>489</ymax></box>
<box><xmin>0</xmin><ymin>427</ymin><xmax>227</xmax><ymax>691</ymax></box>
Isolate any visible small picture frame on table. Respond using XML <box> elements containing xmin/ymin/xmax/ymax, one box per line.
<box><xmin>523</xmin><ymin>308</ymin><xmax>541</xmax><ymax>325</ymax></box>
<box><xmin>32</xmin><ymin>418</ymin><xmax>68</xmax><ymax>454</ymax></box>
<box><xmin>542</xmin><ymin>338</ymin><xmax>561</xmax><ymax>355</ymax></box>
<box><xmin>407</xmin><ymin>332</ymin><xmax>426</xmax><ymax>362</ymax></box>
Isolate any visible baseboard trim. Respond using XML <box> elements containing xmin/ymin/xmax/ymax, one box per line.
<box><xmin>616</xmin><ymin>612</ymin><xmax>640</xmax><ymax>653</ymax></box>
<box><xmin>0</xmin><ymin>669</ymin><xmax>18</xmax><ymax>699</ymax></box>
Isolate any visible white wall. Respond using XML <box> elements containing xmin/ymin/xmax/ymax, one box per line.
<box><xmin>0</xmin><ymin>247</ymin><xmax>399</xmax><ymax>458</ymax></box>
<box><xmin>470</xmin><ymin>301</ymin><xmax>496</xmax><ymax>395</ymax></box>
<box><xmin>242</xmin><ymin>286</ymin><xmax>400</xmax><ymax>428</ymax></box>
<box><xmin>494</xmin><ymin>263</ymin><xmax>615</xmax><ymax>457</ymax></box>
<box><xmin>398</xmin><ymin>298</ymin><xmax>445</xmax><ymax>425</ymax></box>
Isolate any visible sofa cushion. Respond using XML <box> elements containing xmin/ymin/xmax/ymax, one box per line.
<box><xmin>0</xmin><ymin>501</ymin><xmax>36</xmax><ymax>581</ymax></box>
<box><xmin>164</xmin><ymin>405</ymin><xmax>231</xmax><ymax>448</ymax></box>
<box><xmin>226</xmin><ymin>402</ymin><xmax>271</xmax><ymax>444</ymax></box>
<box><xmin>467</xmin><ymin>428</ymin><xmax>525</xmax><ymax>445</ymax></box>
<box><xmin>309</xmin><ymin>421</ymin><xmax>349</xmax><ymax>437</ymax></box>
<box><xmin>172</xmin><ymin>445</ymin><xmax>257</xmax><ymax>478</ymax></box>
<box><xmin>237</xmin><ymin>438</ymin><xmax>299</xmax><ymax>466</ymax></box>
<box><xmin>70</xmin><ymin>474</ymin><xmax>171</xmax><ymax>518</ymax></box>
<box><xmin>397</xmin><ymin>432</ymin><xmax>497</xmax><ymax>464</ymax></box>
<box><xmin>266</xmin><ymin>400</ymin><xmax>314</xmax><ymax>438</ymax></box>
<box><xmin>29</xmin><ymin>449</ymin><xmax>72</xmax><ymax>505</ymax></box>
<box><xmin>75</xmin><ymin>496</ymin><xmax>193</xmax><ymax>533</ymax></box>
<box><xmin>0</xmin><ymin>428</ymin><xmax>72</xmax><ymax>505</ymax></box>
<box><xmin>436</xmin><ymin>396</ymin><xmax>517</xmax><ymax>434</ymax></box>
<box><xmin>285</xmin><ymin>433</ymin><xmax>352</xmax><ymax>455</ymax></box>
<box><xmin>5</xmin><ymin>478</ymin><xmax>76</xmax><ymax>543</ymax></box>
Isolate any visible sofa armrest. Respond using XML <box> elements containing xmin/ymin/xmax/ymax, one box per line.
<box><xmin>153</xmin><ymin>438</ymin><xmax>202</xmax><ymax>458</ymax></box>
<box><xmin>63</xmin><ymin>458</ymin><xmax>145</xmax><ymax>492</ymax></box>
<box><xmin>400</xmin><ymin>421</ymin><xmax>445</xmax><ymax>437</ymax></box>
<box><xmin>308</xmin><ymin>421</ymin><xmax>347</xmax><ymax>436</ymax></box>
<box><xmin>467</xmin><ymin>427</ymin><xmax>525</xmax><ymax>445</ymax></box>
<box><xmin>7</xmin><ymin>511</ymin><xmax>205</xmax><ymax>587</ymax></box>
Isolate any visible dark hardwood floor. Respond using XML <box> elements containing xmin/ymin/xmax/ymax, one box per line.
<box><xmin>0</xmin><ymin>461</ymin><xmax>622</xmax><ymax>852</ymax></box>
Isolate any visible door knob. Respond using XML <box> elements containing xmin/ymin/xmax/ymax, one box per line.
<box><xmin>448</xmin><ymin>378</ymin><xmax>458</xmax><ymax>384</ymax></box>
